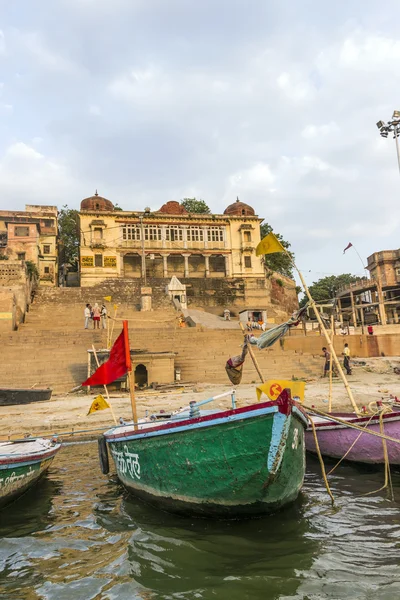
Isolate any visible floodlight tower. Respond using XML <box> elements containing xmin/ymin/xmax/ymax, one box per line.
<box><xmin>376</xmin><ymin>110</ymin><xmax>400</xmax><ymax>174</ymax></box>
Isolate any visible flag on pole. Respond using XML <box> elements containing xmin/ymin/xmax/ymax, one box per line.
<box><xmin>256</xmin><ymin>232</ymin><xmax>286</xmax><ymax>256</ymax></box>
<box><xmin>103</xmin><ymin>296</ymin><xmax>112</xmax><ymax>302</ymax></box>
<box><xmin>256</xmin><ymin>380</ymin><xmax>306</xmax><ymax>403</ymax></box>
<box><xmin>343</xmin><ymin>242</ymin><xmax>353</xmax><ymax>254</ymax></box>
<box><xmin>82</xmin><ymin>329</ymin><xmax>128</xmax><ymax>387</ymax></box>
<box><xmin>87</xmin><ymin>394</ymin><xmax>110</xmax><ymax>415</ymax></box>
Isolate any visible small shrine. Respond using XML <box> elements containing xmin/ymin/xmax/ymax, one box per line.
<box><xmin>166</xmin><ymin>276</ymin><xmax>187</xmax><ymax>309</ymax></box>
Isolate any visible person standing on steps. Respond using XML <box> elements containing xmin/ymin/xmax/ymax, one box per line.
<box><xmin>342</xmin><ymin>343</ymin><xmax>352</xmax><ymax>375</ymax></box>
<box><xmin>92</xmin><ymin>303</ymin><xmax>101</xmax><ymax>329</ymax></box>
<box><xmin>84</xmin><ymin>303</ymin><xmax>91</xmax><ymax>329</ymax></box>
<box><xmin>100</xmin><ymin>304</ymin><xmax>107</xmax><ymax>329</ymax></box>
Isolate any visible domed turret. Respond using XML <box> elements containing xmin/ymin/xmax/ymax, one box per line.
<box><xmin>224</xmin><ymin>197</ymin><xmax>255</xmax><ymax>217</ymax></box>
<box><xmin>80</xmin><ymin>191</ymin><xmax>114</xmax><ymax>212</ymax></box>
<box><xmin>158</xmin><ymin>201</ymin><xmax>188</xmax><ymax>215</ymax></box>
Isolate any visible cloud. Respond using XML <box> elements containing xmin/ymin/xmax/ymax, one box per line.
<box><xmin>1</xmin><ymin>1</ymin><xmax>400</xmax><ymax>280</ymax></box>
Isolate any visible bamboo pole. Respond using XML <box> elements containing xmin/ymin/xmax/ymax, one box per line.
<box><xmin>328</xmin><ymin>314</ymin><xmax>334</xmax><ymax>413</ymax></box>
<box><xmin>123</xmin><ymin>320</ymin><xmax>138</xmax><ymax>429</ymax></box>
<box><xmin>109</xmin><ymin>304</ymin><xmax>118</xmax><ymax>349</ymax></box>
<box><xmin>91</xmin><ymin>344</ymin><xmax>117</xmax><ymax>425</ymax></box>
<box><xmin>294</xmin><ymin>264</ymin><xmax>361</xmax><ymax>415</ymax></box>
<box><xmin>239</xmin><ymin>322</ymin><xmax>264</xmax><ymax>383</ymax></box>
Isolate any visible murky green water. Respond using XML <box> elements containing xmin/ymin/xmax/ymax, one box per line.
<box><xmin>1</xmin><ymin>444</ymin><xmax>400</xmax><ymax>599</ymax></box>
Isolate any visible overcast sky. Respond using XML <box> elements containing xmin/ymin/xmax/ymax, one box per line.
<box><xmin>1</xmin><ymin>0</ymin><xmax>399</xmax><ymax>285</ymax></box>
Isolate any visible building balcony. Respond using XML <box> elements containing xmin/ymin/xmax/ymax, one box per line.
<box><xmin>116</xmin><ymin>239</ymin><xmax>226</xmax><ymax>251</ymax></box>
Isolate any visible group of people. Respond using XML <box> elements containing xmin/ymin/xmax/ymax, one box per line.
<box><xmin>84</xmin><ymin>303</ymin><xmax>107</xmax><ymax>330</ymax></box>
<box><xmin>322</xmin><ymin>342</ymin><xmax>352</xmax><ymax>377</ymax></box>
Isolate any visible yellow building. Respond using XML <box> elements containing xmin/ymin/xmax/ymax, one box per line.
<box><xmin>79</xmin><ymin>193</ymin><xmax>266</xmax><ymax>286</ymax></box>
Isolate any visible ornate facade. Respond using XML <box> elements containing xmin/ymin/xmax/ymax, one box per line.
<box><xmin>79</xmin><ymin>194</ymin><xmax>266</xmax><ymax>287</ymax></box>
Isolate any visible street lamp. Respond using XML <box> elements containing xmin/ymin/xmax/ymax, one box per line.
<box><xmin>139</xmin><ymin>207</ymin><xmax>151</xmax><ymax>285</ymax></box>
<box><xmin>376</xmin><ymin>110</ymin><xmax>400</xmax><ymax>173</ymax></box>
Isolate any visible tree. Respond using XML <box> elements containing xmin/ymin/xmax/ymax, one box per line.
<box><xmin>58</xmin><ymin>206</ymin><xmax>80</xmax><ymax>271</ymax></box>
<box><xmin>113</xmin><ymin>203</ymin><xmax>123</xmax><ymax>211</ymax></box>
<box><xmin>260</xmin><ymin>223</ymin><xmax>294</xmax><ymax>279</ymax></box>
<box><xmin>181</xmin><ymin>198</ymin><xmax>211</xmax><ymax>214</ymax></box>
<box><xmin>299</xmin><ymin>273</ymin><xmax>362</xmax><ymax>307</ymax></box>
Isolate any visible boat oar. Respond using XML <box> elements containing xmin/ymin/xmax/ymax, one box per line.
<box><xmin>303</xmin><ymin>404</ymin><xmax>400</xmax><ymax>445</ymax></box>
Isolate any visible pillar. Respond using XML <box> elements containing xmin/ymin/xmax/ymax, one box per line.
<box><xmin>376</xmin><ymin>281</ymin><xmax>387</xmax><ymax>325</ymax></box>
<box><xmin>182</xmin><ymin>226</ymin><xmax>188</xmax><ymax>250</ymax></box>
<box><xmin>183</xmin><ymin>253</ymin><xmax>190</xmax><ymax>278</ymax></box>
<box><xmin>161</xmin><ymin>225</ymin><xmax>167</xmax><ymax>249</ymax></box>
<box><xmin>350</xmin><ymin>291</ymin><xmax>357</xmax><ymax>329</ymax></box>
<box><xmin>162</xmin><ymin>254</ymin><xmax>169</xmax><ymax>278</ymax></box>
<box><xmin>360</xmin><ymin>305</ymin><xmax>365</xmax><ymax>334</ymax></box>
<box><xmin>337</xmin><ymin>298</ymin><xmax>344</xmax><ymax>326</ymax></box>
<box><xmin>202</xmin><ymin>227</ymin><xmax>209</xmax><ymax>249</ymax></box>
<box><xmin>204</xmin><ymin>255</ymin><xmax>210</xmax><ymax>278</ymax></box>
<box><xmin>225</xmin><ymin>255</ymin><xmax>231</xmax><ymax>277</ymax></box>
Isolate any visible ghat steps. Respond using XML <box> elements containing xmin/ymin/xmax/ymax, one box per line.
<box><xmin>2</xmin><ymin>287</ymin><xmax>323</xmax><ymax>393</ymax></box>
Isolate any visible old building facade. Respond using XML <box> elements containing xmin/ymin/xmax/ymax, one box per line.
<box><xmin>78</xmin><ymin>193</ymin><xmax>298</xmax><ymax>318</ymax></box>
<box><xmin>79</xmin><ymin>194</ymin><xmax>265</xmax><ymax>285</ymax></box>
<box><xmin>335</xmin><ymin>248</ymin><xmax>400</xmax><ymax>326</ymax></box>
<box><xmin>0</xmin><ymin>205</ymin><xmax>58</xmax><ymax>286</ymax></box>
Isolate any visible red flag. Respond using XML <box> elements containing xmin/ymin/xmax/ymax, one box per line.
<box><xmin>82</xmin><ymin>330</ymin><xmax>128</xmax><ymax>387</ymax></box>
<box><xmin>343</xmin><ymin>242</ymin><xmax>353</xmax><ymax>254</ymax></box>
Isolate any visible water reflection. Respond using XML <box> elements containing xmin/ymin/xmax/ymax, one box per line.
<box><xmin>0</xmin><ymin>444</ymin><xmax>399</xmax><ymax>599</ymax></box>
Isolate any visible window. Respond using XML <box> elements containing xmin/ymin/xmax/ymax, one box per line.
<box><xmin>244</xmin><ymin>256</ymin><xmax>252</xmax><ymax>268</ymax></box>
<box><xmin>15</xmin><ymin>226</ymin><xmax>29</xmax><ymax>237</ymax></box>
<box><xmin>44</xmin><ymin>219</ymin><xmax>54</xmax><ymax>227</ymax></box>
<box><xmin>95</xmin><ymin>254</ymin><xmax>103</xmax><ymax>267</ymax></box>
<box><xmin>166</xmin><ymin>226</ymin><xmax>183</xmax><ymax>242</ymax></box>
<box><xmin>17</xmin><ymin>252</ymin><xmax>26</xmax><ymax>261</ymax></box>
<box><xmin>207</xmin><ymin>227</ymin><xmax>224</xmax><ymax>242</ymax></box>
<box><xmin>93</xmin><ymin>227</ymin><xmax>103</xmax><ymax>240</ymax></box>
<box><xmin>43</xmin><ymin>244</ymin><xmax>50</xmax><ymax>254</ymax></box>
<box><xmin>187</xmin><ymin>227</ymin><xmax>204</xmax><ymax>242</ymax></box>
<box><xmin>44</xmin><ymin>266</ymin><xmax>50</xmax><ymax>274</ymax></box>
<box><xmin>244</xmin><ymin>231</ymin><xmax>252</xmax><ymax>242</ymax></box>
<box><xmin>122</xmin><ymin>225</ymin><xmax>141</xmax><ymax>241</ymax></box>
<box><xmin>144</xmin><ymin>225</ymin><xmax>161</xmax><ymax>241</ymax></box>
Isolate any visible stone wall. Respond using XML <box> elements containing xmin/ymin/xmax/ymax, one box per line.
<box><xmin>283</xmin><ymin>333</ymin><xmax>400</xmax><ymax>358</ymax></box>
<box><xmin>0</xmin><ymin>261</ymin><xmax>35</xmax><ymax>329</ymax></box>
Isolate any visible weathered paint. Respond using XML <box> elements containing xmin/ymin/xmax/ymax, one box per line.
<box><xmin>0</xmin><ymin>442</ymin><xmax>61</xmax><ymax>508</ymax></box>
<box><xmin>306</xmin><ymin>411</ymin><xmax>400</xmax><ymax>465</ymax></box>
<box><xmin>105</xmin><ymin>393</ymin><xmax>307</xmax><ymax>517</ymax></box>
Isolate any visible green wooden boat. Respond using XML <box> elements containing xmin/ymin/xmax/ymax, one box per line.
<box><xmin>0</xmin><ymin>438</ymin><xmax>61</xmax><ymax>509</ymax></box>
<box><xmin>101</xmin><ymin>389</ymin><xmax>308</xmax><ymax>517</ymax></box>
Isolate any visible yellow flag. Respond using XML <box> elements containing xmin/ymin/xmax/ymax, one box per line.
<box><xmin>113</xmin><ymin>304</ymin><xmax>118</xmax><ymax>311</ymax></box>
<box><xmin>87</xmin><ymin>394</ymin><xmax>110</xmax><ymax>415</ymax></box>
<box><xmin>256</xmin><ymin>379</ymin><xmax>306</xmax><ymax>403</ymax></box>
<box><xmin>256</xmin><ymin>232</ymin><xmax>286</xmax><ymax>256</ymax></box>
<box><xmin>103</xmin><ymin>296</ymin><xmax>112</xmax><ymax>302</ymax></box>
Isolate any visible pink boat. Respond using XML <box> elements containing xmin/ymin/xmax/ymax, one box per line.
<box><xmin>305</xmin><ymin>410</ymin><xmax>400</xmax><ymax>465</ymax></box>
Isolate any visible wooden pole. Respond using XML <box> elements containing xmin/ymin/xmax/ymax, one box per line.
<box><xmin>109</xmin><ymin>304</ymin><xmax>118</xmax><ymax>349</ymax></box>
<box><xmin>91</xmin><ymin>345</ymin><xmax>117</xmax><ymax>425</ymax></box>
<box><xmin>123</xmin><ymin>320</ymin><xmax>138</xmax><ymax>429</ymax></box>
<box><xmin>292</xmin><ymin>261</ymin><xmax>361</xmax><ymax>415</ymax></box>
<box><xmin>239</xmin><ymin>322</ymin><xmax>264</xmax><ymax>383</ymax></box>
<box><xmin>328</xmin><ymin>315</ymin><xmax>334</xmax><ymax>413</ymax></box>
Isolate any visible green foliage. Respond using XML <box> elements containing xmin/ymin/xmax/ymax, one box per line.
<box><xmin>58</xmin><ymin>205</ymin><xmax>80</xmax><ymax>271</ymax></box>
<box><xmin>113</xmin><ymin>203</ymin><xmax>123</xmax><ymax>211</ymax></box>
<box><xmin>275</xmin><ymin>278</ymin><xmax>284</xmax><ymax>287</ymax></box>
<box><xmin>299</xmin><ymin>273</ymin><xmax>362</xmax><ymax>308</ymax></box>
<box><xmin>181</xmin><ymin>198</ymin><xmax>211</xmax><ymax>214</ymax></box>
<box><xmin>26</xmin><ymin>260</ymin><xmax>39</xmax><ymax>279</ymax></box>
<box><xmin>260</xmin><ymin>223</ymin><xmax>294</xmax><ymax>278</ymax></box>
<box><xmin>0</xmin><ymin>255</ymin><xmax>8</xmax><ymax>261</ymax></box>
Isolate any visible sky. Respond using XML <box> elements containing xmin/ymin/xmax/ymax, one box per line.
<box><xmin>1</xmin><ymin>0</ymin><xmax>400</xmax><ymax>287</ymax></box>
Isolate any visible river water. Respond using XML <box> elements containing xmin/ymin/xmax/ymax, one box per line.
<box><xmin>0</xmin><ymin>443</ymin><xmax>400</xmax><ymax>600</ymax></box>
